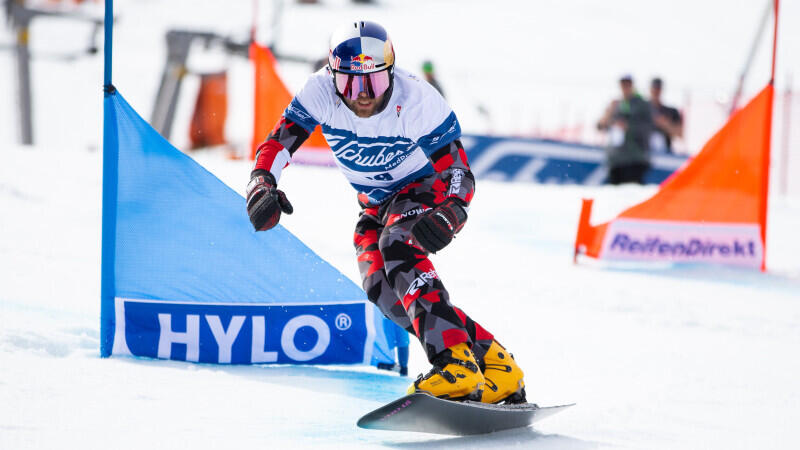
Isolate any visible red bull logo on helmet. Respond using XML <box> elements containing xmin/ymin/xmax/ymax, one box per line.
<box><xmin>350</xmin><ymin>53</ymin><xmax>375</xmax><ymax>71</ymax></box>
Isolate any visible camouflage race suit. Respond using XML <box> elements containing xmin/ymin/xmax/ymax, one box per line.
<box><xmin>254</xmin><ymin>113</ymin><xmax>495</xmax><ymax>363</ymax></box>
<box><xmin>353</xmin><ymin>139</ymin><xmax>495</xmax><ymax>363</ymax></box>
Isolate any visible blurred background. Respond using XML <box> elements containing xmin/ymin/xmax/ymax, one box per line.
<box><xmin>1</xmin><ymin>0</ymin><xmax>798</xmax><ymax>192</ymax></box>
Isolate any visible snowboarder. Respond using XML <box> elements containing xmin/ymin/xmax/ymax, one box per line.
<box><xmin>246</xmin><ymin>21</ymin><xmax>525</xmax><ymax>404</ymax></box>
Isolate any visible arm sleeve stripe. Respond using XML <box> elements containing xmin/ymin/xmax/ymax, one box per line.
<box><xmin>417</xmin><ymin>111</ymin><xmax>461</xmax><ymax>156</ymax></box>
<box><xmin>254</xmin><ymin>140</ymin><xmax>284</xmax><ymax>172</ymax></box>
<box><xmin>284</xmin><ymin>98</ymin><xmax>320</xmax><ymax>133</ymax></box>
<box><xmin>269</xmin><ymin>149</ymin><xmax>292</xmax><ymax>182</ymax></box>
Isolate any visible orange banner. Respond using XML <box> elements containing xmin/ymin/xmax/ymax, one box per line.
<box><xmin>575</xmin><ymin>84</ymin><xmax>774</xmax><ymax>270</ymax></box>
<box><xmin>250</xmin><ymin>42</ymin><xmax>328</xmax><ymax>160</ymax></box>
<box><xmin>189</xmin><ymin>72</ymin><xmax>228</xmax><ymax>149</ymax></box>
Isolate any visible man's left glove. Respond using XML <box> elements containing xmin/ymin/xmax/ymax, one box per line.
<box><xmin>411</xmin><ymin>198</ymin><xmax>468</xmax><ymax>253</ymax></box>
<box><xmin>246</xmin><ymin>170</ymin><xmax>293</xmax><ymax>231</ymax></box>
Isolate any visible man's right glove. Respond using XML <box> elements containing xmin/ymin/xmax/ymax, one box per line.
<box><xmin>246</xmin><ymin>170</ymin><xmax>293</xmax><ymax>231</ymax></box>
<box><xmin>411</xmin><ymin>198</ymin><xmax>468</xmax><ymax>254</ymax></box>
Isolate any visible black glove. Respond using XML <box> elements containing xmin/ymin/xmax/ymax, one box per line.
<box><xmin>246</xmin><ymin>170</ymin><xmax>293</xmax><ymax>231</ymax></box>
<box><xmin>411</xmin><ymin>198</ymin><xmax>468</xmax><ymax>253</ymax></box>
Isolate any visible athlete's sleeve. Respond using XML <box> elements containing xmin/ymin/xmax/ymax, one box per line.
<box><xmin>417</xmin><ymin>112</ymin><xmax>461</xmax><ymax>157</ymax></box>
<box><xmin>428</xmin><ymin>139</ymin><xmax>475</xmax><ymax>207</ymax></box>
<box><xmin>410</xmin><ymin>82</ymin><xmax>473</xmax><ymax>206</ymax></box>
<box><xmin>252</xmin><ymin>72</ymin><xmax>331</xmax><ymax>182</ymax></box>
<box><xmin>413</xmin><ymin>85</ymin><xmax>462</xmax><ymax>157</ymax></box>
<box><xmin>252</xmin><ymin>115</ymin><xmax>311</xmax><ymax>183</ymax></box>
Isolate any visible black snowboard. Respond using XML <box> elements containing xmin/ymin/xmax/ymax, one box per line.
<box><xmin>357</xmin><ymin>393</ymin><xmax>573</xmax><ymax>436</ymax></box>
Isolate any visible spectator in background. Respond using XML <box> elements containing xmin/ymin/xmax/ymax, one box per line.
<box><xmin>376</xmin><ymin>317</ymin><xmax>409</xmax><ymax>376</ymax></box>
<box><xmin>597</xmin><ymin>75</ymin><xmax>652</xmax><ymax>184</ymax></box>
<box><xmin>421</xmin><ymin>60</ymin><xmax>445</xmax><ymax>98</ymax></box>
<box><xmin>648</xmin><ymin>77</ymin><xmax>683</xmax><ymax>154</ymax></box>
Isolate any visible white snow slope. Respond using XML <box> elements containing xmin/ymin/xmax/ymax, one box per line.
<box><xmin>2</xmin><ymin>144</ymin><xmax>800</xmax><ymax>450</ymax></box>
<box><xmin>2</xmin><ymin>1</ymin><xmax>800</xmax><ymax>449</ymax></box>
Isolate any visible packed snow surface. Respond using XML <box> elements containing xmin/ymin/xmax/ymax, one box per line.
<box><xmin>2</xmin><ymin>146</ymin><xmax>799</xmax><ymax>449</ymax></box>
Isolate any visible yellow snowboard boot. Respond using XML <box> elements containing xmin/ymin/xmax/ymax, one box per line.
<box><xmin>407</xmin><ymin>342</ymin><xmax>484</xmax><ymax>401</ymax></box>
<box><xmin>480</xmin><ymin>340</ymin><xmax>527</xmax><ymax>404</ymax></box>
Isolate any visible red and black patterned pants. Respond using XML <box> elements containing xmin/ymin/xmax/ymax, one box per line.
<box><xmin>353</xmin><ymin>159</ymin><xmax>494</xmax><ymax>363</ymax></box>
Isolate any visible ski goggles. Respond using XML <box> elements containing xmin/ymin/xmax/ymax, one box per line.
<box><xmin>333</xmin><ymin>69</ymin><xmax>392</xmax><ymax>100</ymax></box>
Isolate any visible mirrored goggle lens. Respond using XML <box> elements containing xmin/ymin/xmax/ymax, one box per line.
<box><xmin>334</xmin><ymin>70</ymin><xmax>391</xmax><ymax>100</ymax></box>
